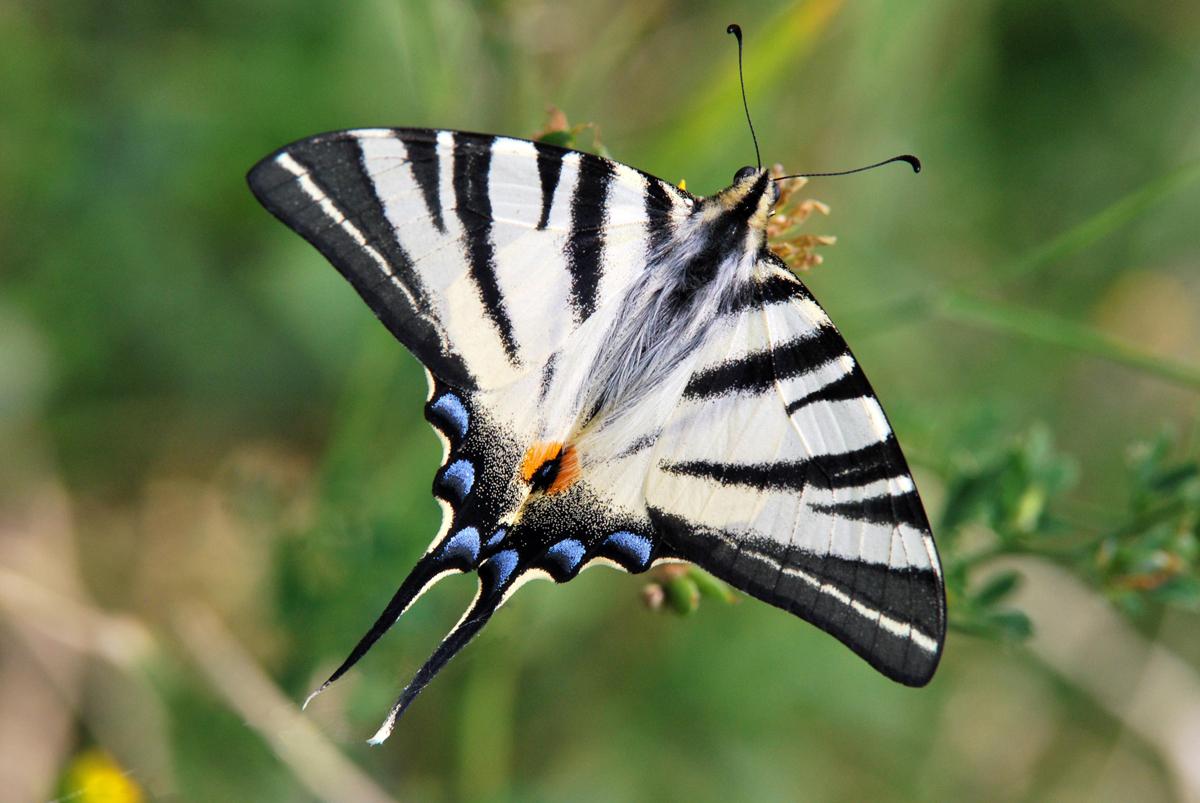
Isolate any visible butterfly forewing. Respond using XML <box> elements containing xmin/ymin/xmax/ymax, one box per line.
<box><xmin>247</xmin><ymin>129</ymin><xmax>689</xmax><ymax>392</ymax></box>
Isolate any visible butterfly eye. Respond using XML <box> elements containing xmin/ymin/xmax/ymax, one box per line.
<box><xmin>733</xmin><ymin>165</ymin><xmax>758</xmax><ymax>183</ymax></box>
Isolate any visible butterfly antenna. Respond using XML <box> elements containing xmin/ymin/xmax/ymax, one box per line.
<box><xmin>774</xmin><ymin>154</ymin><xmax>922</xmax><ymax>180</ymax></box>
<box><xmin>727</xmin><ymin>23</ymin><xmax>761</xmax><ymax>170</ymax></box>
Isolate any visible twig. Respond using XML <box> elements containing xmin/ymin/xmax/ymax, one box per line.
<box><xmin>172</xmin><ymin>603</ymin><xmax>397</xmax><ymax>803</ymax></box>
<box><xmin>1011</xmin><ymin>560</ymin><xmax>1200</xmax><ymax>802</ymax></box>
<box><xmin>936</xmin><ymin>291</ymin><xmax>1200</xmax><ymax>392</ymax></box>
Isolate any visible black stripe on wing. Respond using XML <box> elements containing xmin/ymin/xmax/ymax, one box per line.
<box><xmin>728</xmin><ymin>270</ymin><xmax>812</xmax><ymax>313</ymax></box>
<box><xmin>649</xmin><ymin>507</ymin><xmax>944</xmax><ymax>686</ymax></box>
<box><xmin>565</xmin><ymin>158</ymin><xmax>615</xmax><ymax>320</ymax></box>
<box><xmin>810</xmin><ymin>490</ymin><xmax>928</xmax><ymax>533</ymax></box>
<box><xmin>533</xmin><ymin>141</ymin><xmax>564</xmax><ymax>231</ymax></box>
<box><xmin>661</xmin><ymin>435</ymin><xmax>915</xmax><ymax>493</ymax></box>
<box><xmin>451</xmin><ymin>133</ymin><xmax>522</xmax><ymax>366</ymax></box>
<box><xmin>683</xmin><ymin>323</ymin><xmax>848</xmax><ymax>399</ymax></box>
<box><xmin>785</xmin><ymin>363</ymin><xmax>868</xmax><ymax>412</ymax></box>
<box><xmin>246</xmin><ymin>134</ymin><xmax>473</xmax><ymax>388</ymax></box>
<box><xmin>406</xmin><ymin>135</ymin><xmax>445</xmax><ymax>233</ymax></box>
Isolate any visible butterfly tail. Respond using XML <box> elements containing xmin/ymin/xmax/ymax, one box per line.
<box><xmin>304</xmin><ymin>547</ymin><xmax>464</xmax><ymax>709</ymax></box>
<box><xmin>367</xmin><ymin>547</ymin><xmax>524</xmax><ymax>744</ymax></box>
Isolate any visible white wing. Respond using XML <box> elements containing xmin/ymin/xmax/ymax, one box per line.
<box><xmin>644</xmin><ymin>258</ymin><xmax>946</xmax><ymax>686</ymax></box>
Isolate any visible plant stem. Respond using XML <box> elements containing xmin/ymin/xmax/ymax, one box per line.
<box><xmin>994</xmin><ymin>159</ymin><xmax>1200</xmax><ymax>285</ymax></box>
<box><xmin>935</xmin><ymin>292</ymin><xmax>1200</xmax><ymax>392</ymax></box>
<box><xmin>846</xmin><ymin>159</ymin><xmax>1200</xmax><ymax>337</ymax></box>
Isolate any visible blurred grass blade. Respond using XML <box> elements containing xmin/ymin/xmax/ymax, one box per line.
<box><xmin>997</xmin><ymin>160</ymin><xmax>1200</xmax><ymax>284</ymax></box>
<box><xmin>847</xmin><ymin>159</ymin><xmax>1200</xmax><ymax>336</ymax></box>
<box><xmin>937</xmin><ymin>291</ymin><xmax>1200</xmax><ymax>391</ymax></box>
<box><xmin>173</xmin><ymin>605</ymin><xmax>397</xmax><ymax>803</ymax></box>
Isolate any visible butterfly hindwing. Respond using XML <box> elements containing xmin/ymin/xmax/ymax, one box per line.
<box><xmin>645</xmin><ymin>256</ymin><xmax>945</xmax><ymax>686</ymax></box>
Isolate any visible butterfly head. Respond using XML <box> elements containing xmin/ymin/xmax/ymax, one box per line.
<box><xmin>711</xmin><ymin>166</ymin><xmax>779</xmax><ymax>233</ymax></box>
<box><xmin>732</xmin><ymin>165</ymin><xmax>759</xmax><ymax>183</ymax></box>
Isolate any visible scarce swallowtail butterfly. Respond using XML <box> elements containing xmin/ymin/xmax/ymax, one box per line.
<box><xmin>247</xmin><ymin>26</ymin><xmax>945</xmax><ymax>744</ymax></box>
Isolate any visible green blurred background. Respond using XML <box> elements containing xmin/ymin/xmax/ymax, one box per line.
<box><xmin>3</xmin><ymin>1</ymin><xmax>1200</xmax><ymax>801</ymax></box>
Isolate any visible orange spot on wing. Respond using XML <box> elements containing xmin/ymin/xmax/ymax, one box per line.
<box><xmin>520</xmin><ymin>441</ymin><xmax>562</xmax><ymax>482</ymax></box>
<box><xmin>548</xmin><ymin>445</ymin><xmax>580</xmax><ymax>494</ymax></box>
<box><xmin>518</xmin><ymin>441</ymin><xmax>581</xmax><ymax>494</ymax></box>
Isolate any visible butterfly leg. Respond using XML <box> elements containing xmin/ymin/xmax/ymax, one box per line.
<box><xmin>367</xmin><ymin>547</ymin><xmax>524</xmax><ymax>744</ymax></box>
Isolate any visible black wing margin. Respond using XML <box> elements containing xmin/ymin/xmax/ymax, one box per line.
<box><xmin>248</xmin><ymin>129</ymin><xmax>475</xmax><ymax>388</ymax></box>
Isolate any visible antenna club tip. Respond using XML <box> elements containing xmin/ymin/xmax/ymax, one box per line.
<box><xmin>903</xmin><ymin>154</ymin><xmax>922</xmax><ymax>173</ymax></box>
<box><xmin>727</xmin><ymin>23</ymin><xmax>742</xmax><ymax>37</ymax></box>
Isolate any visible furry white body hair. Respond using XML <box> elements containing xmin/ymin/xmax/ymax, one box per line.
<box><xmin>587</xmin><ymin>223</ymin><xmax>758</xmax><ymax>420</ymax></box>
<box><xmin>573</xmin><ymin>188</ymin><xmax>774</xmax><ymax>496</ymax></box>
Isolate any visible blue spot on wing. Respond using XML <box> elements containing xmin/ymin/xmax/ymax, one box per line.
<box><xmin>441</xmin><ymin>459</ymin><xmax>474</xmax><ymax>500</ymax></box>
<box><xmin>546</xmin><ymin>538</ymin><xmax>586</xmax><ymax>572</ymax></box>
<box><xmin>489</xmin><ymin>549</ymin><xmax>520</xmax><ymax>586</ymax></box>
<box><xmin>485</xmin><ymin>528</ymin><xmax>506</xmax><ymax>548</ymax></box>
<box><xmin>605</xmin><ymin>531</ymin><xmax>652</xmax><ymax>568</ymax></box>
<box><xmin>430</xmin><ymin>393</ymin><xmax>469</xmax><ymax>438</ymax></box>
<box><xmin>442</xmin><ymin>527</ymin><xmax>480</xmax><ymax>563</ymax></box>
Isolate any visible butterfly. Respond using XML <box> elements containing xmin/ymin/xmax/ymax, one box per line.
<box><xmin>248</xmin><ymin>121</ymin><xmax>945</xmax><ymax>743</ymax></box>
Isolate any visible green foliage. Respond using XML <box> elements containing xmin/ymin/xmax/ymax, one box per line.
<box><xmin>1098</xmin><ymin>431</ymin><xmax>1200</xmax><ymax>613</ymax></box>
<box><xmin>940</xmin><ymin>425</ymin><xmax>1078</xmax><ymax>547</ymax></box>
<box><xmin>938</xmin><ymin>425</ymin><xmax>1200</xmax><ymax>639</ymax></box>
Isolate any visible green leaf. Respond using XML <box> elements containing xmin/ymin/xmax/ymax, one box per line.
<box><xmin>974</xmin><ymin>570</ymin><xmax>1022</xmax><ymax>607</ymax></box>
<box><xmin>986</xmin><ymin>610</ymin><xmax>1034</xmax><ymax>641</ymax></box>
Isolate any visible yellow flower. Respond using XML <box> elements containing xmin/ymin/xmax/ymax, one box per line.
<box><xmin>63</xmin><ymin>749</ymin><xmax>143</xmax><ymax>803</ymax></box>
